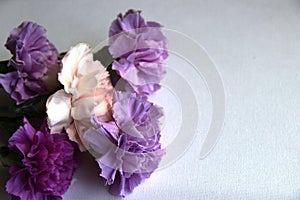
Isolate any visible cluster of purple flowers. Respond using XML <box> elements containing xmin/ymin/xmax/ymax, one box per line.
<box><xmin>82</xmin><ymin>10</ymin><xmax>168</xmax><ymax>196</ymax></box>
<box><xmin>0</xmin><ymin>21</ymin><xmax>78</xmax><ymax>200</ymax></box>
<box><xmin>0</xmin><ymin>9</ymin><xmax>168</xmax><ymax>199</ymax></box>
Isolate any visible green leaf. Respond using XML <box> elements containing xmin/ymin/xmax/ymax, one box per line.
<box><xmin>0</xmin><ymin>117</ymin><xmax>23</xmax><ymax>133</ymax></box>
<box><xmin>58</xmin><ymin>52</ymin><xmax>67</xmax><ymax>60</ymax></box>
<box><xmin>0</xmin><ymin>146</ymin><xmax>22</xmax><ymax>168</ymax></box>
<box><xmin>14</xmin><ymin>94</ymin><xmax>49</xmax><ymax>117</ymax></box>
<box><xmin>0</xmin><ymin>60</ymin><xmax>15</xmax><ymax>74</ymax></box>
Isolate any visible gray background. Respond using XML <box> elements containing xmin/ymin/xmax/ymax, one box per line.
<box><xmin>1</xmin><ymin>0</ymin><xmax>300</xmax><ymax>199</ymax></box>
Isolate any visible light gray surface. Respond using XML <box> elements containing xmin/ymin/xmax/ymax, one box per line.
<box><xmin>1</xmin><ymin>0</ymin><xmax>300</xmax><ymax>199</ymax></box>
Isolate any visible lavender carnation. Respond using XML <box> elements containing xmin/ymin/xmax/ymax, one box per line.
<box><xmin>109</xmin><ymin>10</ymin><xmax>168</xmax><ymax>95</ymax></box>
<box><xmin>6</xmin><ymin>118</ymin><xmax>78</xmax><ymax>200</ymax></box>
<box><xmin>84</xmin><ymin>91</ymin><xmax>165</xmax><ymax>196</ymax></box>
<box><xmin>0</xmin><ymin>21</ymin><xmax>59</xmax><ymax>104</ymax></box>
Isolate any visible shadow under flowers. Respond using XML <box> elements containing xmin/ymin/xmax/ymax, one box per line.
<box><xmin>63</xmin><ymin>151</ymin><xmax>123</xmax><ymax>200</ymax></box>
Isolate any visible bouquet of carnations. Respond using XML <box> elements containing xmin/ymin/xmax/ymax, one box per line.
<box><xmin>0</xmin><ymin>9</ymin><xmax>168</xmax><ymax>199</ymax></box>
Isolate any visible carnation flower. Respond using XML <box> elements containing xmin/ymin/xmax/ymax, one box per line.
<box><xmin>108</xmin><ymin>10</ymin><xmax>168</xmax><ymax>95</ymax></box>
<box><xmin>0</xmin><ymin>21</ymin><xmax>59</xmax><ymax>105</ymax></box>
<box><xmin>47</xmin><ymin>43</ymin><xmax>113</xmax><ymax>150</ymax></box>
<box><xmin>109</xmin><ymin>9</ymin><xmax>162</xmax><ymax>41</ymax></box>
<box><xmin>112</xmin><ymin>91</ymin><xmax>162</xmax><ymax>138</ymax></box>
<box><xmin>84</xmin><ymin>91</ymin><xmax>165</xmax><ymax>196</ymax></box>
<box><xmin>5</xmin><ymin>117</ymin><xmax>78</xmax><ymax>200</ymax></box>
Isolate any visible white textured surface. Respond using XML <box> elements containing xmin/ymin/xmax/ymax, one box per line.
<box><xmin>1</xmin><ymin>0</ymin><xmax>300</xmax><ymax>199</ymax></box>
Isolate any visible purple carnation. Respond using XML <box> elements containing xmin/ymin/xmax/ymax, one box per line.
<box><xmin>0</xmin><ymin>21</ymin><xmax>59</xmax><ymax>105</ymax></box>
<box><xmin>6</xmin><ymin>117</ymin><xmax>78</xmax><ymax>200</ymax></box>
<box><xmin>84</xmin><ymin>91</ymin><xmax>165</xmax><ymax>196</ymax></box>
<box><xmin>109</xmin><ymin>10</ymin><xmax>161</xmax><ymax>37</ymax></box>
<box><xmin>109</xmin><ymin>10</ymin><xmax>168</xmax><ymax>95</ymax></box>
